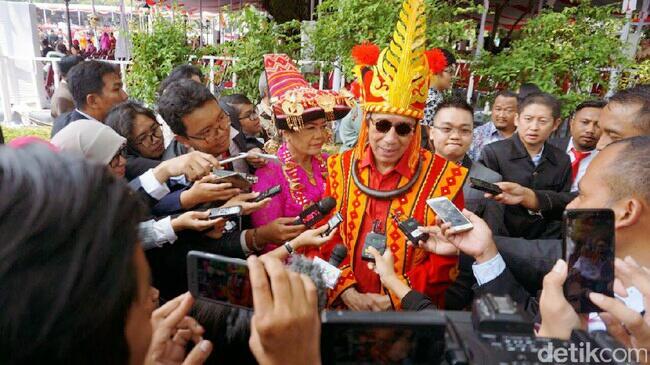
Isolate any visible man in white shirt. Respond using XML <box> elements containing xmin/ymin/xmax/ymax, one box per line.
<box><xmin>551</xmin><ymin>100</ymin><xmax>605</xmax><ymax>192</ymax></box>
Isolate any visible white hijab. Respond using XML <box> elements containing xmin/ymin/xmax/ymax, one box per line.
<box><xmin>51</xmin><ymin>119</ymin><xmax>126</xmax><ymax>165</ymax></box>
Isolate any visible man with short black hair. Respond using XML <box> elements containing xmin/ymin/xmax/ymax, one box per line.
<box><xmin>597</xmin><ymin>84</ymin><xmax>650</xmax><ymax>149</ymax></box>
<box><xmin>429</xmin><ymin>98</ymin><xmax>508</xmax><ymax>235</ymax></box>
<box><xmin>479</xmin><ymin>92</ymin><xmax>572</xmax><ymax>239</ymax></box>
<box><xmin>157</xmin><ymin>79</ymin><xmax>230</xmax><ymax>161</ymax></box>
<box><xmin>50</xmin><ymin>55</ymin><xmax>84</xmax><ymax>119</ymax></box>
<box><xmin>51</xmin><ymin>60</ymin><xmax>128</xmax><ymax>137</ymax></box>
<box><xmin>551</xmin><ymin>100</ymin><xmax>605</xmax><ymax>192</ymax></box>
<box><xmin>468</xmin><ymin>90</ymin><xmax>518</xmax><ymax>161</ymax></box>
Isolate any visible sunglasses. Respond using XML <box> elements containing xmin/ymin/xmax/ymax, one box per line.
<box><xmin>369</xmin><ymin>117</ymin><xmax>415</xmax><ymax>137</ymax></box>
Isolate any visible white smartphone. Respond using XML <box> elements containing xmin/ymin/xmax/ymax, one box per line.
<box><xmin>426</xmin><ymin>197</ymin><xmax>473</xmax><ymax>233</ymax></box>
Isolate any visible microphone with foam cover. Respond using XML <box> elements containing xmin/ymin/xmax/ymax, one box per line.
<box><xmin>328</xmin><ymin>244</ymin><xmax>348</xmax><ymax>268</ymax></box>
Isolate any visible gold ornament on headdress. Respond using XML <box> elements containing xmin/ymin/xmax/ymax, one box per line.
<box><xmin>352</xmin><ymin>0</ymin><xmax>431</xmax><ymax>171</ymax></box>
<box><xmin>316</xmin><ymin>94</ymin><xmax>336</xmax><ymax>122</ymax></box>
<box><xmin>354</xmin><ymin>0</ymin><xmax>430</xmax><ymax>120</ymax></box>
<box><xmin>281</xmin><ymin>91</ymin><xmax>305</xmax><ymax>130</ymax></box>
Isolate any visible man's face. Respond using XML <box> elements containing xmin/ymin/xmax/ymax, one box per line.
<box><xmin>430</xmin><ymin>107</ymin><xmax>473</xmax><ymax>162</ymax></box>
<box><xmin>570</xmin><ymin>107</ymin><xmax>602</xmax><ymax>151</ymax></box>
<box><xmin>491</xmin><ymin>95</ymin><xmax>517</xmax><ymax>131</ymax></box>
<box><xmin>567</xmin><ymin>147</ymin><xmax>616</xmax><ymax>211</ymax></box>
<box><xmin>597</xmin><ymin>102</ymin><xmax>643</xmax><ymax>150</ymax></box>
<box><xmin>237</xmin><ymin>103</ymin><xmax>262</xmax><ymax>136</ymax></box>
<box><xmin>367</xmin><ymin>113</ymin><xmax>417</xmax><ymax>168</ymax></box>
<box><xmin>177</xmin><ymin>99</ymin><xmax>231</xmax><ymax>157</ymax></box>
<box><xmin>94</xmin><ymin>72</ymin><xmax>128</xmax><ymax>120</ymax></box>
<box><xmin>515</xmin><ymin>103</ymin><xmax>559</xmax><ymax>149</ymax></box>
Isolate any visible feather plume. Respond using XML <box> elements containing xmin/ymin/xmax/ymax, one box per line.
<box><xmin>424</xmin><ymin>48</ymin><xmax>448</xmax><ymax>74</ymax></box>
<box><xmin>351</xmin><ymin>42</ymin><xmax>380</xmax><ymax>66</ymax></box>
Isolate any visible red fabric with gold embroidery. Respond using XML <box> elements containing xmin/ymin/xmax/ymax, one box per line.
<box><xmin>322</xmin><ymin>147</ymin><xmax>468</xmax><ymax>310</ymax></box>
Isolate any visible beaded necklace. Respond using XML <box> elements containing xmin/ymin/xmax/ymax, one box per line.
<box><xmin>279</xmin><ymin>143</ymin><xmax>327</xmax><ymax>209</ymax></box>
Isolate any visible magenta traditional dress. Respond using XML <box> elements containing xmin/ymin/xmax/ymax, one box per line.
<box><xmin>251</xmin><ymin>143</ymin><xmax>328</xmax><ymax>252</ymax></box>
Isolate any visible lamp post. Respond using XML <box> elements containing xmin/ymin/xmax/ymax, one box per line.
<box><xmin>64</xmin><ymin>0</ymin><xmax>73</xmax><ymax>47</ymax></box>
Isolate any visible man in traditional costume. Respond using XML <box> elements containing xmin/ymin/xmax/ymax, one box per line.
<box><xmin>324</xmin><ymin>0</ymin><xmax>469</xmax><ymax>311</ymax></box>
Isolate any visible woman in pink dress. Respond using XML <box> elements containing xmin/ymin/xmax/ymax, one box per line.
<box><xmin>250</xmin><ymin>54</ymin><xmax>353</xmax><ymax>252</ymax></box>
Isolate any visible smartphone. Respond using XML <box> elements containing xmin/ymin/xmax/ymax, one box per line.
<box><xmin>323</xmin><ymin>212</ymin><xmax>343</xmax><ymax>236</ymax></box>
<box><xmin>469</xmin><ymin>177</ymin><xmax>503</xmax><ymax>195</ymax></box>
<box><xmin>212</xmin><ymin>170</ymin><xmax>257</xmax><ymax>192</ymax></box>
<box><xmin>321</xmin><ymin>310</ymin><xmax>447</xmax><ymax>364</ymax></box>
<box><xmin>361</xmin><ymin>232</ymin><xmax>386</xmax><ymax>262</ymax></box>
<box><xmin>187</xmin><ymin>251</ymin><xmax>253</xmax><ymax>310</ymax></box>
<box><xmin>252</xmin><ymin>185</ymin><xmax>281</xmax><ymax>203</ymax></box>
<box><xmin>563</xmin><ymin>209</ymin><xmax>615</xmax><ymax>313</ymax></box>
<box><xmin>208</xmin><ymin>205</ymin><xmax>242</xmax><ymax>220</ymax></box>
<box><xmin>426</xmin><ymin>197</ymin><xmax>473</xmax><ymax>233</ymax></box>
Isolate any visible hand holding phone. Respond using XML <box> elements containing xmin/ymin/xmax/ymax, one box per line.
<box><xmin>426</xmin><ymin>197</ymin><xmax>473</xmax><ymax>233</ymax></box>
<box><xmin>563</xmin><ymin>209</ymin><xmax>615</xmax><ymax>313</ymax></box>
<box><xmin>187</xmin><ymin>251</ymin><xmax>253</xmax><ymax>310</ymax></box>
<box><xmin>469</xmin><ymin>177</ymin><xmax>503</xmax><ymax>195</ymax></box>
<box><xmin>252</xmin><ymin>185</ymin><xmax>281</xmax><ymax>203</ymax></box>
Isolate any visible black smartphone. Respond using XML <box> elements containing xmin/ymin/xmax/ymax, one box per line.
<box><xmin>563</xmin><ymin>209</ymin><xmax>615</xmax><ymax>313</ymax></box>
<box><xmin>469</xmin><ymin>177</ymin><xmax>503</xmax><ymax>195</ymax></box>
<box><xmin>321</xmin><ymin>310</ymin><xmax>447</xmax><ymax>364</ymax></box>
<box><xmin>208</xmin><ymin>205</ymin><xmax>242</xmax><ymax>220</ymax></box>
<box><xmin>252</xmin><ymin>185</ymin><xmax>281</xmax><ymax>203</ymax></box>
<box><xmin>187</xmin><ymin>251</ymin><xmax>253</xmax><ymax>310</ymax></box>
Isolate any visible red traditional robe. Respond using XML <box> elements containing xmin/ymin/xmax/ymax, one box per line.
<box><xmin>322</xmin><ymin>146</ymin><xmax>468</xmax><ymax>310</ymax></box>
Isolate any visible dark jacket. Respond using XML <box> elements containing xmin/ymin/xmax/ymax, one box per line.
<box><xmin>550</xmin><ymin>136</ymin><xmax>571</xmax><ymax>152</ymax></box>
<box><xmin>462</xmin><ymin>157</ymin><xmax>509</xmax><ymax>236</ymax></box>
<box><xmin>479</xmin><ymin>134</ymin><xmax>573</xmax><ymax>239</ymax></box>
<box><xmin>51</xmin><ymin>109</ymin><xmax>87</xmax><ymax>137</ymax></box>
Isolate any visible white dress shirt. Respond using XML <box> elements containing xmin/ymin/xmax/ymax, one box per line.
<box><xmin>566</xmin><ymin>137</ymin><xmax>597</xmax><ymax>192</ymax></box>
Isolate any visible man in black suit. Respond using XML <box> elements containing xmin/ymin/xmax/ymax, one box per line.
<box><xmin>429</xmin><ymin>97</ymin><xmax>508</xmax><ymax>236</ymax></box>
<box><xmin>479</xmin><ymin>92</ymin><xmax>572</xmax><ymax>239</ymax></box>
<box><xmin>550</xmin><ymin>100</ymin><xmax>605</xmax><ymax>192</ymax></box>
<box><xmin>51</xmin><ymin>60</ymin><xmax>127</xmax><ymax>137</ymax></box>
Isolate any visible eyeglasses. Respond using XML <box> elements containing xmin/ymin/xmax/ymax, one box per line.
<box><xmin>186</xmin><ymin>114</ymin><xmax>230</xmax><ymax>143</ymax></box>
<box><xmin>109</xmin><ymin>145</ymin><xmax>127</xmax><ymax>168</ymax></box>
<box><xmin>369</xmin><ymin>117</ymin><xmax>415</xmax><ymax>137</ymax></box>
<box><xmin>240</xmin><ymin>111</ymin><xmax>259</xmax><ymax>120</ymax></box>
<box><xmin>432</xmin><ymin>125</ymin><xmax>473</xmax><ymax>137</ymax></box>
<box><xmin>134</xmin><ymin>124</ymin><xmax>163</xmax><ymax>147</ymax></box>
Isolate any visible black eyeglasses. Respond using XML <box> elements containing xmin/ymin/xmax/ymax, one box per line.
<box><xmin>369</xmin><ymin>117</ymin><xmax>415</xmax><ymax>137</ymax></box>
<box><xmin>134</xmin><ymin>124</ymin><xmax>163</xmax><ymax>147</ymax></box>
<box><xmin>109</xmin><ymin>145</ymin><xmax>127</xmax><ymax>168</ymax></box>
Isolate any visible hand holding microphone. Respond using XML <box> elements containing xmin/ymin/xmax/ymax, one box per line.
<box><xmin>294</xmin><ymin>197</ymin><xmax>336</xmax><ymax>227</ymax></box>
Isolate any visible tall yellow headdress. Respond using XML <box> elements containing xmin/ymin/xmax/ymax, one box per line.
<box><xmin>350</xmin><ymin>0</ymin><xmax>448</xmax><ymax>169</ymax></box>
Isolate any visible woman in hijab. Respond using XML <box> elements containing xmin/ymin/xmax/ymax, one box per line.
<box><xmin>51</xmin><ymin>119</ymin><xmax>224</xmax><ymax>250</ymax></box>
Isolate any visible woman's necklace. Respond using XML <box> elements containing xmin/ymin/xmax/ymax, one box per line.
<box><xmin>279</xmin><ymin>144</ymin><xmax>327</xmax><ymax>208</ymax></box>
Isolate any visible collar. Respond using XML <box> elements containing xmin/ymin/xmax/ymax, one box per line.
<box><xmin>358</xmin><ymin>145</ymin><xmax>414</xmax><ymax>179</ymax></box>
<box><xmin>75</xmin><ymin>108</ymin><xmax>100</xmax><ymax>122</ymax></box>
<box><xmin>461</xmin><ymin>154</ymin><xmax>473</xmax><ymax>169</ymax></box>
<box><xmin>509</xmin><ymin>134</ymin><xmax>557</xmax><ymax>165</ymax></box>
<box><xmin>567</xmin><ymin>137</ymin><xmax>595</xmax><ymax>156</ymax></box>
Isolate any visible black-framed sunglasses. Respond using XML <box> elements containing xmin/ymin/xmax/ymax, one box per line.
<box><xmin>369</xmin><ymin>117</ymin><xmax>415</xmax><ymax>137</ymax></box>
<box><xmin>109</xmin><ymin>145</ymin><xmax>127</xmax><ymax>168</ymax></box>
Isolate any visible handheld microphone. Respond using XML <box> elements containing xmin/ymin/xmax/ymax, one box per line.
<box><xmin>287</xmin><ymin>255</ymin><xmax>328</xmax><ymax>310</ymax></box>
<box><xmin>294</xmin><ymin>197</ymin><xmax>336</xmax><ymax>228</ymax></box>
<box><xmin>328</xmin><ymin>244</ymin><xmax>348</xmax><ymax>268</ymax></box>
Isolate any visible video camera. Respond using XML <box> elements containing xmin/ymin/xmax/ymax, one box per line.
<box><xmin>321</xmin><ymin>294</ymin><xmax>634</xmax><ymax>364</ymax></box>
